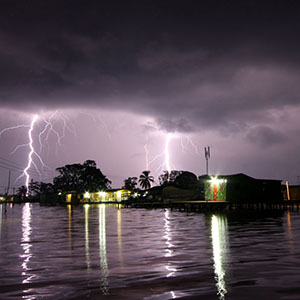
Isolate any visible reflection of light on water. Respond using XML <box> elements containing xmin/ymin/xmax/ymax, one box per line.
<box><xmin>68</xmin><ymin>204</ymin><xmax>72</xmax><ymax>251</ymax></box>
<box><xmin>99</xmin><ymin>204</ymin><xmax>109</xmax><ymax>294</ymax></box>
<box><xmin>287</xmin><ymin>211</ymin><xmax>295</xmax><ymax>255</ymax></box>
<box><xmin>164</xmin><ymin>209</ymin><xmax>177</xmax><ymax>297</ymax></box>
<box><xmin>164</xmin><ymin>209</ymin><xmax>174</xmax><ymax>258</ymax></box>
<box><xmin>117</xmin><ymin>209</ymin><xmax>124</xmax><ymax>268</ymax></box>
<box><xmin>0</xmin><ymin>205</ymin><xmax>2</xmax><ymax>239</ymax></box>
<box><xmin>84</xmin><ymin>204</ymin><xmax>90</xmax><ymax>270</ymax></box>
<box><xmin>211</xmin><ymin>214</ymin><xmax>229</xmax><ymax>300</ymax></box>
<box><xmin>170</xmin><ymin>290</ymin><xmax>176</xmax><ymax>299</ymax></box>
<box><xmin>20</xmin><ymin>203</ymin><xmax>36</xmax><ymax>299</ymax></box>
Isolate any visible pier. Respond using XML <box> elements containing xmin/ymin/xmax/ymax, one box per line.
<box><xmin>122</xmin><ymin>199</ymin><xmax>300</xmax><ymax>212</ymax></box>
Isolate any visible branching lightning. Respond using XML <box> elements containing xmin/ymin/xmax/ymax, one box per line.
<box><xmin>144</xmin><ymin>131</ymin><xmax>199</xmax><ymax>179</ymax></box>
<box><xmin>144</xmin><ymin>133</ymin><xmax>174</xmax><ymax>177</ymax></box>
<box><xmin>14</xmin><ymin>114</ymin><xmax>52</xmax><ymax>191</ymax></box>
<box><xmin>0</xmin><ymin>111</ymin><xmax>78</xmax><ymax>192</ymax></box>
<box><xmin>24</xmin><ymin>115</ymin><xmax>38</xmax><ymax>192</ymax></box>
<box><xmin>181</xmin><ymin>136</ymin><xmax>199</xmax><ymax>155</ymax></box>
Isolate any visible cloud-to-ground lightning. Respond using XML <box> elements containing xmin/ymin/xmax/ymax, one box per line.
<box><xmin>13</xmin><ymin>114</ymin><xmax>55</xmax><ymax>190</ymax></box>
<box><xmin>144</xmin><ymin>133</ymin><xmax>175</xmax><ymax>179</ymax></box>
<box><xmin>0</xmin><ymin>111</ymin><xmax>78</xmax><ymax>193</ymax></box>
<box><xmin>144</xmin><ymin>130</ymin><xmax>200</xmax><ymax>181</ymax></box>
<box><xmin>165</xmin><ymin>133</ymin><xmax>172</xmax><ymax>173</ymax></box>
<box><xmin>144</xmin><ymin>144</ymin><xmax>150</xmax><ymax>171</ymax></box>
<box><xmin>23</xmin><ymin>115</ymin><xmax>38</xmax><ymax>192</ymax></box>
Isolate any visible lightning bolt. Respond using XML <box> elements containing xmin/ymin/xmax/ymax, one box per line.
<box><xmin>144</xmin><ymin>131</ymin><xmax>199</xmax><ymax>179</ymax></box>
<box><xmin>180</xmin><ymin>136</ymin><xmax>199</xmax><ymax>155</ymax></box>
<box><xmin>23</xmin><ymin>115</ymin><xmax>38</xmax><ymax>192</ymax></box>
<box><xmin>13</xmin><ymin>115</ymin><xmax>50</xmax><ymax>193</ymax></box>
<box><xmin>0</xmin><ymin>111</ymin><xmax>75</xmax><ymax>192</ymax></box>
<box><xmin>144</xmin><ymin>144</ymin><xmax>149</xmax><ymax>170</ymax></box>
<box><xmin>144</xmin><ymin>133</ymin><xmax>174</xmax><ymax>179</ymax></box>
<box><xmin>165</xmin><ymin>133</ymin><xmax>172</xmax><ymax>173</ymax></box>
<box><xmin>0</xmin><ymin>124</ymin><xmax>30</xmax><ymax>135</ymax></box>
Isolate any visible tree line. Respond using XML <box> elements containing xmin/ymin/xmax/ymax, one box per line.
<box><xmin>15</xmin><ymin>160</ymin><xmax>198</xmax><ymax>201</ymax></box>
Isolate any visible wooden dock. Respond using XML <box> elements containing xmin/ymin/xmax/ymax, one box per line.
<box><xmin>122</xmin><ymin>199</ymin><xmax>300</xmax><ymax>212</ymax></box>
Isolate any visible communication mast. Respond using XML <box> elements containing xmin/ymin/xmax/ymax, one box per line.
<box><xmin>204</xmin><ymin>146</ymin><xmax>210</xmax><ymax>175</ymax></box>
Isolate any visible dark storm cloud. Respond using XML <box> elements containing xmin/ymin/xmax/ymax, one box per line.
<box><xmin>246</xmin><ymin>126</ymin><xmax>287</xmax><ymax>147</ymax></box>
<box><xmin>1</xmin><ymin>0</ymin><xmax>300</xmax><ymax>134</ymax></box>
<box><xmin>156</xmin><ymin>118</ymin><xmax>193</xmax><ymax>133</ymax></box>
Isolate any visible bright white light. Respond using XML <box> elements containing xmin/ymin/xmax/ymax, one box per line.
<box><xmin>99</xmin><ymin>204</ymin><xmax>109</xmax><ymax>294</ymax></box>
<box><xmin>20</xmin><ymin>203</ymin><xmax>34</xmax><ymax>284</ymax></box>
<box><xmin>165</xmin><ymin>133</ymin><xmax>172</xmax><ymax>173</ymax></box>
<box><xmin>211</xmin><ymin>214</ymin><xmax>229</xmax><ymax>300</ymax></box>
<box><xmin>164</xmin><ymin>209</ymin><xmax>176</xmax><ymax>277</ymax></box>
<box><xmin>84</xmin><ymin>192</ymin><xmax>90</xmax><ymax>199</ymax></box>
<box><xmin>144</xmin><ymin>144</ymin><xmax>149</xmax><ymax>170</ymax></box>
<box><xmin>98</xmin><ymin>191</ymin><xmax>106</xmax><ymax>201</ymax></box>
<box><xmin>84</xmin><ymin>204</ymin><xmax>90</xmax><ymax>269</ymax></box>
<box><xmin>116</xmin><ymin>190</ymin><xmax>122</xmax><ymax>201</ymax></box>
<box><xmin>210</xmin><ymin>176</ymin><xmax>227</xmax><ymax>185</ymax></box>
<box><xmin>24</xmin><ymin>115</ymin><xmax>38</xmax><ymax>193</ymax></box>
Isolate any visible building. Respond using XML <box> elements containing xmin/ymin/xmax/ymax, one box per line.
<box><xmin>65</xmin><ymin>189</ymin><xmax>133</xmax><ymax>204</ymax></box>
<box><xmin>199</xmin><ymin>173</ymin><xmax>282</xmax><ymax>203</ymax></box>
<box><xmin>282</xmin><ymin>184</ymin><xmax>300</xmax><ymax>200</ymax></box>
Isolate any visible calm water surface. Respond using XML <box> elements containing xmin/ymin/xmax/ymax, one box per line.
<box><xmin>0</xmin><ymin>203</ymin><xmax>300</xmax><ymax>300</ymax></box>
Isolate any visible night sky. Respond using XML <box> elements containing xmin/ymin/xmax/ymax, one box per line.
<box><xmin>0</xmin><ymin>0</ymin><xmax>300</xmax><ymax>190</ymax></box>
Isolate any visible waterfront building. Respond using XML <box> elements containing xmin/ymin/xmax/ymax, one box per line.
<box><xmin>199</xmin><ymin>173</ymin><xmax>282</xmax><ymax>203</ymax></box>
<box><xmin>66</xmin><ymin>189</ymin><xmax>133</xmax><ymax>204</ymax></box>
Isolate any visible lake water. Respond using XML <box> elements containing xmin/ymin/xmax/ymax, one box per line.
<box><xmin>0</xmin><ymin>203</ymin><xmax>300</xmax><ymax>300</ymax></box>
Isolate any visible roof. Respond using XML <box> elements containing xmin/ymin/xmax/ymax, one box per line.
<box><xmin>199</xmin><ymin>173</ymin><xmax>281</xmax><ymax>182</ymax></box>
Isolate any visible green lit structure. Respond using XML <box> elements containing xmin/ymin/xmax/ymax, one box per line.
<box><xmin>200</xmin><ymin>173</ymin><xmax>282</xmax><ymax>203</ymax></box>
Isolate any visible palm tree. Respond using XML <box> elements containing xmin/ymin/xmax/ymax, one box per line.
<box><xmin>139</xmin><ymin>171</ymin><xmax>154</xmax><ymax>190</ymax></box>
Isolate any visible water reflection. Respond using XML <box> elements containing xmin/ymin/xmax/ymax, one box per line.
<box><xmin>68</xmin><ymin>204</ymin><xmax>72</xmax><ymax>251</ymax></box>
<box><xmin>0</xmin><ymin>205</ymin><xmax>2</xmax><ymax>239</ymax></box>
<box><xmin>211</xmin><ymin>214</ymin><xmax>229</xmax><ymax>300</ymax></box>
<box><xmin>20</xmin><ymin>203</ymin><xmax>36</xmax><ymax>300</ymax></box>
<box><xmin>117</xmin><ymin>208</ymin><xmax>124</xmax><ymax>268</ymax></box>
<box><xmin>84</xmin><ymin>204</ymin><xmax>91</xmax><ymax>270</ymax></box>
<box><xmin>99</xmin><ymin>204</ymin><xmax>109</xmax><ymax>294</ymax></box>
<box><xmin>287</xmin><ymin>211</ymin><xmax>295</xmax><ymax>255</ymax></box>
<box><xmin>164</xmin><ymin>209</ymin><xmax>177</xmax><ymax>299</ymax></box>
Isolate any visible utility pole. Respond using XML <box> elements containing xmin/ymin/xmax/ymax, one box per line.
<box><xmin>204</xmin><ymin>146</ymin><xmax>210</xmax><ymax>175</ymax></box>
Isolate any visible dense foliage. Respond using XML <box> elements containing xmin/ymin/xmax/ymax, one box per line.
<box><xmin>122</xmin><ymin>177</ymin><xmax>138</xmax><ymax>190</ymax></box>
<box><xmin>159</xmin><ymin>170</ymin><xmax>198</xmax><ymax>189</ymax></box>
<box><xmin>53</xmin><ymin>160</ymin><xmax>111</xmax><ymax>193</ymax></box>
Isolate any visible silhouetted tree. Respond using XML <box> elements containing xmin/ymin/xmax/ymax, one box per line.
<box><xmin>174</xmin><ymin>171</ymin><xmax>198</xmax><ymax>189</ymax></box>
<box><xmin>159</xmin><ymin>171</ymin><xmax>169</xmax><ymax>186</ymax></box>
<box><xmin>122</xmin><ymin>177</ymin><xmax>138</xmax><ymax>190</ymax></box>
<box><xmin>39</xmin><ymin>182</ymin><xmax>55</xmax><ymax>194</ymax></box>
<box><xmin>28</xmin><ymin>179</ymin><xmax>40</xmax><ymax>197</ymax></box>
<box><xmin>159</xmin><ymin>170</ymin><xmax>182</xmax><ymax>186</ymax></box>
<box><xmin>53</xmin><ymin>160</ymin><xmax>111</xmax><ymax>193</ymax></box>
<box><xmin>17</xmin><ymin>185</ymin><xmax>27</xmax><ymax>200</ymax></box>
<box><xmin>139</xmin><ymin>171</ymin><xmax>154</xmax><ymax>190</ymax></box>
<box><xmin>81</xmin><ymin>160</ymin><xmax>111</xmax><ymax>192</ymax></box>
